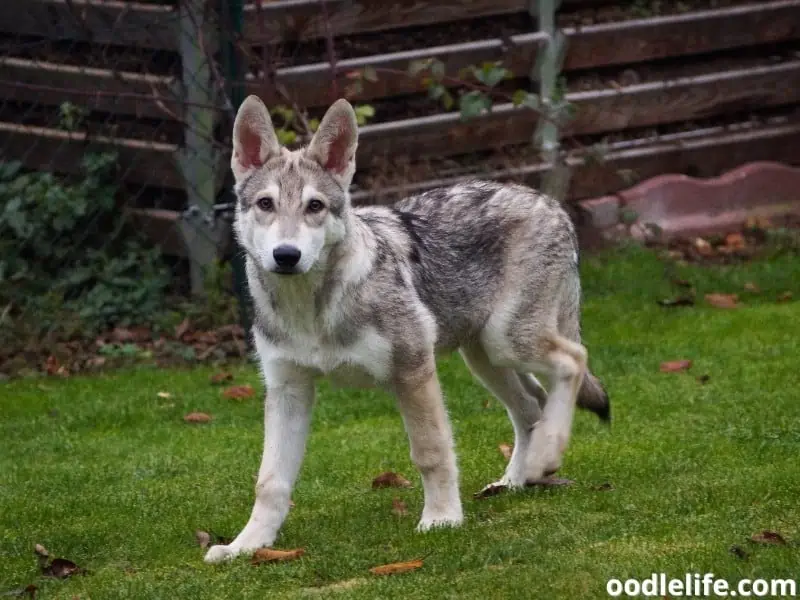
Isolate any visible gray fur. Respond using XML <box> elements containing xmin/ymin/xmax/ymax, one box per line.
<box><xmin>204</xmin><ymin>96</ymin><xmax>610</xmax><ymax>563</ymax></box>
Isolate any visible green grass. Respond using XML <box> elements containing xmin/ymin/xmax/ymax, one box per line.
<box><xmin>2</xmin><ymin>245</ymin><xmax>799</xmax><ymax>599</ymax></box>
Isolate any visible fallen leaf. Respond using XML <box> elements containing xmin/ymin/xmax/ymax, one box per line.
<box><xmin>210</xmin><ymin>372</ymin><xmax>233</xmax><ymax>385</ymax></box>
<box><xmin>391</xmin><ymin>497</ymin><xmax>407</xmax><ymax>517</ymax></box>
<box><xmin>743</xmin><ymin>282</ymin><xmax>761</xmax><ymax>293</ymax></box>
<box><xmin>693</xmin><ymin>237</ymin><xmax>714</xmax><ymax>256</ymax></box>
<box><xmin>657</xmin><ymin>295</ymin><xmax>695</xmax><ymax>308</ymax></box>
<box><xmin>526</xmin><ymin>476</ymin><xmax>575</xmax><ymax>488</ymax></box>
<box><xmin>474</xmin><ymin>477</ymin><xmax>574</xmax><ymax>499</ymax></box>
<box><xmin>157</xmin><ymin>391</ymin><xmax>172</xmax><ymax>399</ymax></box>
<box><xmin>42</xmin><ymin>558</ymin><xmax>85</xmax><ymax>579</ymax></box>
<box><xmin>1</xmin><ymin>584</ymin><xmax>37</xmax><ymax>598</ymax></box>
<box><xmin>174</xmin><ymin>318</ymin><xmax>191</xmax><ymax>340</ymax></box>
<box><xmin>729</xmin><ymin>545</ymin><xmax>749</xmax><ymax>560</ymax></box>
<box><xmin>223</xmin><ymin>385</ymin><xmax>255</xmax><ymax>400</ymax></box>
<box><xmin>696</xmin><ymin>374</ymin><xmax>711</xmax><ymax>384</ymax></box>
<box><xmin>705</xmin><ymin>293</ymin><xmax>739</xmax><ymax>309</ymax></box>
<box><xmin>660</xmin><ymin>360</ymin><xmax>692</xmax><ymax>373</ymax></box>
<box><xmin>498</xmin><ymin>443</ymin><xmax>513</xmax><ymax>460</ymax></box>
<box><xmin>750</xmin><ymin>530</ymin><xmax>787</xmax><ymax>545</ymax></box>
<box><xmin>183</xmin><ymin>412</ymin><xmax>212</xmax><ymax>424</ymax></box>
<box><xmin>369</xmin><ymin>559</ymin><xmax>423</xmax><ymax>576</ymax></box>
<box><xmin>724</xmin><ymin>232</ymin><xmax>746</xmax><ymax>250</ymax></box>
<box><xmin>777</xmin><ymin>291</ymin><xmax>793</xmax><ymax>303</ymax></box>
<box><xmin>251</xmin><ymin>548</ymin><xmax>305</xmax><ymax>564</ymax></box>
<box><xmin>34</xmin><ymin>544</ymin><xmax>49</xmax><ymax>558</ymax></box>
<box><xmin>195</xmin><ymin>530</ymin><xmax>211</xmax><ymax>549</ymax></box>
<box><xmin>591</xmin><ymin>482</ymin><xmax>615</xmax><ymax>491</ymax></box>
<box><xmin>372</xmin><ymin>472</ymin><xmax>412</xmax><ymax>489</ymax></box>
<box><xmin>110</xmin><ymin>326</ymin><xmax>150</xmax><ymax>343</ymax></box>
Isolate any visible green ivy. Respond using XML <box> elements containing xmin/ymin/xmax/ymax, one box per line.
<box><xmin>0</xmin><ymin>153</ymin><xmax>169</xmax><ymax>338</ymax></box>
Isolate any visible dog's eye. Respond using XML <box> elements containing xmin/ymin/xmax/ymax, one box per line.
<box><xmin>307</xmin><ymin>199</ymin><xmax>325</xmax><ymax>213</ymax></box>
<box><xmin>256</xmin><ymin>197</ymin><xmax>274</xmax><ymax>211</ymax></box>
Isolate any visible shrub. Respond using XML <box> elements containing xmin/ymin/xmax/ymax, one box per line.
<box><xmin>0</xmin><ymin>153</ymin><xmax>169</xmax><ymax>338</ymax></box>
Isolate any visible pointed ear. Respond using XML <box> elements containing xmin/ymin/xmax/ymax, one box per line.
<box><xmin>305</xmin><ymin>99</ymin><xmax>358</xmax><ymax>185</ymax></box>
<box><xmin>231</xmin><ymin>95</ymin><xmax>280</xmax><ymax>182</ymax></box>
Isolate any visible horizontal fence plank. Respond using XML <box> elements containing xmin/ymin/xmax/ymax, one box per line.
<box><xmin>0</xmin><ymin>121</ymin><xmax>183</xmax><ymax>188</ymax></box>
<box><xmin>0</xmin><ymin>58</ymin><xmax>181</xmax><ymax>120</ymax></box>
<box><xmin>241</xmin><ymin>0</ymin><xmax>600</xmax><ymax>44</ymax></box>
<box><xmin>564</xmin><ymin>0</ymin><xmax>800</xmax><ymax>71</ymax></box>
<box><xmin>0</xmin><ymin>0</ymin><xmax>178</xmax><ymax>50</ymax></box>
<box><xmin>355</xmin><ymin>61</ymin><xmax>800</xmax><ymax>164</ymax></box>
<box><xmin>256</xmin><ymin>0</ymin><xmax>800</xmax><ymax>108</ymax></box>
<box><xmin>351</xmin><ymin>118</ymin><xmax>800</xmax><ymax>205</ymax></box>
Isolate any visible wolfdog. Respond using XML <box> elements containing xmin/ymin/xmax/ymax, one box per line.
<box><xmin>203</xmin><ymin>96</ymin><xmax>609</xmax><ymax>563</ymax></box>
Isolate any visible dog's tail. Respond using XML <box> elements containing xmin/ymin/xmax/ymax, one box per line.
<box><xmin>577</xmin><ymin>370</ymin><xmax>610</xmax><ymax>423</ymax></box>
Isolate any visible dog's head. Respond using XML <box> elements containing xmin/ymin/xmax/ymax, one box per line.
<box><xmin>230</xmin><ymin>95</ymin><xmax>358</xmax><ymax>275</ymax></box>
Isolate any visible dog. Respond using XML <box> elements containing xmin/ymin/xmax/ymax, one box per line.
<box><xmin>203</xmin><ymin>95</ymin><xmax>609</xmax><ymax>563</ymax></box>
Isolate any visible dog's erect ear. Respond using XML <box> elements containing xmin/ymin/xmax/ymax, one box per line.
<box><xmin>305</xmin><ymin>99</ymin><xmax>358</xmax><ymax>185</ymax></box>
<box><xmin>231</xmin><ymin>95</ymin><xmax>280</xmax><ymax>182</ymax></box>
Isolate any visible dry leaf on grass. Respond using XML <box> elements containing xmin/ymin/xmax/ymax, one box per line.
<box><xmin>591</xmin><ymin>482</ymin><xmax>615</xmax><ymax>491</ymax></box>
<box><xmin>183</xmin><ymin>412</ymin><xmax>212</xmax><ymax>424</ymax></box>
<box><xmin>157</xmin><ymin>391</ymin><xmax>172</xmax><ymax>399</ymax></box>
<box><xmin>657</xmin><ymin>295</ymin><xmax>695</xmax><ymax>308</ymax></box>
<box><xmin>705</xmin><ymin>293</ymin><xmax>739</xmax><ymax>309</ymax></box>
<box><xmin>693</xmin><ymin>237</ymin><xmax>714</xmax><ymax>256</ymax></box>
<box><xmin>195</xmin><ymin>530</ymin><xmax>211</xmax><ymax>549</ymax></box>
<box><xmin>372</xmin><ymin>472</ymin><xmax>412</xmax><ymax>489</ymax></box>
<box><xmin>251</xmin><ymin>548</ymin><xmax>305</xmax><ymax>564</ymax></box>
<box><xmin>369</xmin><ymin>559</ymin><xmax>423</xmax><ymax>576</ymax></box>
<box><xmin>391</xmin><ymin>497</ymin><xmax>407</xmax><ymax>517</ymax></box>
<box><xmin>1</xmin><ymin>584</ymin><xmax>37</xmax><ymax>598</ymax></box>
<box><xmin>223</xmin><ymin>385</ymin><xmax>255</xmax><ymax>400</ymax></box>
<box><xmin>743</xmin><ymin>282</ymin><xmax>761</xmax><ymax>293</ymax></box>
<box><xmin>43</xmin><ymin>558</ymin><xmax>85</xmax><ymax>579</ymax></box>
<box><xmin>498</xmin><ymin>443</ymin><xmax>513</xmax><ymax>460</ymax></box>
<box><xmin>474</xmin><ymin>476</ymin><xmax>574</xmax><ymax>499</ymax></box>
<box><xmin>210</xmin><ymin>372</ymin><xmax>233</xmax><ymax>385</ymax></box>
<box><xmin>750</xmin><ymin>531</ymin><xmax>787</xmax><ymax>545</ymax></box>
<box><xmin>724</xmin><ymin>232</ymin><xmax>746</xmax><ymax>250</ymax></box>
<box><xmin>175</xmin><ymin>318</ymin><xmax>191</xmax><ymax>340</ymax></box>
<box><xmin>660</xmin><ymin>360</ymin><xmax>692</xmax><ymax>373</ymax></box>
<box><xmin>777</xmin><ymin>291</ymin><xmax>793</xmax><ymax>303</ymax></box>
<box><xmin>34</xmin><ymin>546</ymin><xmax>85</xmax><ymax>579</ymax></box>
<box><xmin>729</xmin><ymin>545</ymin><xmax>749</xmax><ymax>560</ymax></box>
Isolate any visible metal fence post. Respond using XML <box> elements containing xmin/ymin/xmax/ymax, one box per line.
<box><xmin>531</xmin><ymin>0</ymin><xmax>571</xmax><ymax>202</ymax></box>
<box><xmin>219</xmin><ymin>0</ymin><xmax>254</xmax><ymax>345</ymax></box>
<box><xmin>177</xmin><ymin>0</ymin><xmax>228</xmax><ymax>295</ymax></box>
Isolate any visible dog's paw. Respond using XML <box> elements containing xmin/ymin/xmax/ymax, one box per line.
<box><xmin>416</xmin><ymin>510</ymin><xmax>463</xmax><ymax>532</ymax></box>
<box><xmin>204</xmin><ymin>544</ymin><xmax>238</xmax><ymax>564</ymax></box>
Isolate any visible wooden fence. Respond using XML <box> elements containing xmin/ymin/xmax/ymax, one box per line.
<box><xmin>1</xmin><ymin>0</ymin><xmax>799</xmax><ymax>262</ymax></box>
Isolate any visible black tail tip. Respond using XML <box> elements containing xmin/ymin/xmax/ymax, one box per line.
<box><xmin>594</xmin><ymin>398</ymin><xmax>611</xmax><ymax>424</ymax></box>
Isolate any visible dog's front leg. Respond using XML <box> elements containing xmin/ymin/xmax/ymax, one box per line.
<box><xmin>394</xmin><ymin>359</ymin><xmax>463</xmax><ymax>531</ymax></box>
<box><xmin>205</xmin><ymin>362</ymin><xmax>314</xmax><ymax>564</ymax></box>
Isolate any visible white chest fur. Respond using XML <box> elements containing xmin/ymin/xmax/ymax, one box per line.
<box><xmin>254</xmin><ymin>325</ymin><xmax>393</xmax><ymax>386</ymax></box>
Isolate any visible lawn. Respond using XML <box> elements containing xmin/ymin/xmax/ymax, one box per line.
<box><xmin>1</xmin><ymin>245</ymin><xmax>799</xmax><ymax>599</ymax></box>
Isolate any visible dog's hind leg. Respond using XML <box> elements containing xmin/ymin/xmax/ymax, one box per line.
<box><xmin>394</xmin><ymin>356</ymin><xmax>463</xmax><ymax>531</ymax></box>
<box><xmin>519</xmin><ymin>332</ymin><xmax>587</xmax><ymax>482</ymax></box>
<box><xmin>460</xmin><ymin>343</ymin><xmax>542</xmax><ymax>488</ymax></box>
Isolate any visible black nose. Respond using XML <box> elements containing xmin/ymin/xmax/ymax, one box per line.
<box><xmin>273</xmin><ymin>244</ymin><xmax>301</xmax><ymax>269</ymax></box>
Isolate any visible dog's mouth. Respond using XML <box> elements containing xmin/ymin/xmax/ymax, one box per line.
<box><xmin>271</xmin><ymin>266</ymin><xmax>301</xmax><ymax>275</ymax></box>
